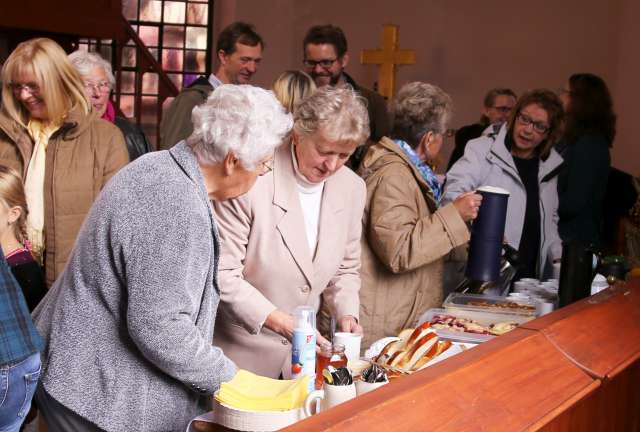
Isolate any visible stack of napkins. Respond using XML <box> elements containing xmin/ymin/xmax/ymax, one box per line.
<box><xmin>215</xmin><ymin>370</ymin><xmax>310</xmax><ymax>412</ymax></box>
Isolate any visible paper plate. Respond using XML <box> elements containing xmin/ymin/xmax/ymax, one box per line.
<box><xmin>363</xmin><ymin>336</ymin><xmax>400</xmax><ymax>360</ymax></box>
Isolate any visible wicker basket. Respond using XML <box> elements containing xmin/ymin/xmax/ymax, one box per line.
<box><xmin>210</xmin><ymin>398</ymin><xmax>306</xmax><ymax>432</ymax></box>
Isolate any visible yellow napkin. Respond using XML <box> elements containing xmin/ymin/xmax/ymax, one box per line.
<box><xmin>215</xmin><ymin>370</ymin><xmax>310</xmax><ymax>412</ymax></box>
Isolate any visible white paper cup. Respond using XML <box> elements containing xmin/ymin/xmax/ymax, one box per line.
<box><xmin>520</xmin><ymin>278</ymin><xmax>539</xmax><ymax>285</ymax></box>
<box><xmin>304</xmin><ymin>383</ymin><xmax>356</xmax><ymax>416</ymax></box>
<box><xmin>355</xmin><ymin>379</ymin><xmax>388</xmax><ymax>395</ymax></box>
<box><xmin>333</xmin><ymin>332</ymin><xmax>362</xmax><ymax>362</ymax></box>
<box><xmin>513</xmin><ymin>281</ymin><xmax>532</xmax><ymax>293</ymax></box>
<box><xmin>536</xmin><ymin>301</ymin><xmax>554</xmax><ymax>316</ymax></box>
<box><xmin>507</xmin><ymin>292</ymin><xmax>530</xmax><ymax>300</ymax></box>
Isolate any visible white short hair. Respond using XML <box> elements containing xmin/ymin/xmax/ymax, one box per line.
<box><xmin>187</xmin><ymin>85</ymin><xmax>293</xmax><ymax>169</ymax></box>
<box><xmin>68</xmin><ymin>50</ymin><xmax>115</xmax><ymax>88</ymax></box>
<box><xmin>293</xmin><ymin>85</ymin><xmax>369</xmax><ymax>146</ymax></box>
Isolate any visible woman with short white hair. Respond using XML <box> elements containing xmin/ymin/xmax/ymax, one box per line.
<box><xmin>33</xmin><ymin>84</ymin><xmax>292</xmax><ymax>432</ymax></box>
<box><xmin>213</xmin><ymin>85</ymin><xmax>369</xmax><ymax>378</ymax></box>
<box><xmin>68</xmin><ymin>50</ymin><xmax>150</xmax><ymax>159</ymax></box>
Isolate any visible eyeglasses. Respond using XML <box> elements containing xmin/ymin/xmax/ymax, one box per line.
<box><xmin>259</xmin><ymin>159</ymin><xmax>274</xmax><ymax>176</ymax></box>
<box><xmin>84</xmin><ymin>80</ymin><xmax>111</xmax><ymax>93</ymax></box>
<box><xmin>303</xmin><ymin>58</ymin><xmax>338</xmax><ymax>69</ymax></box>
<box><xmin>491</xmin><ymin>106</ymin><xmax>513</xmax><ymax>114</ymax></box>
<box><xmin>9</xmin><ymin>82</ymin><xmax>40</xmax><ymax>95</ymax></box>
<box><xmin>517</xmin><ymin>112</ymin><xmax>550</xmax><ymax>134</ymax></box>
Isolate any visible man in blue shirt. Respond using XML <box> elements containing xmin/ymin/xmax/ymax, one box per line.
<box><xmin>0</xmin><ymin>249</ymin><xmax>42</xmax><ymax>431</ymax></box>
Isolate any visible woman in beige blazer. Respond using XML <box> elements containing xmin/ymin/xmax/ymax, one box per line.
<box><xmin>213</xmin><ymin>86</ymin><xmax>370</xmax><ymax>378</ymax></box>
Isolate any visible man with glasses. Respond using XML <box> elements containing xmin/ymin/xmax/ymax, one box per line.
<box><xmin>302</xmin><ymin>25</ymin><xmax>390</xmax><ymax>170</ymax></box>
<box><xmin>444</xmin><ymin>89</ymin><xmax>565</xmax><ymax>280</ymax></box>
<box><xmin>447</xmin><ymin>88</ymin><xmax>517</xmax><ymax>170</ymax></box>
<box><xmin>160</xmin><ymin>22</ymin><xmax>264</xmax><ymax>150</ymax></box>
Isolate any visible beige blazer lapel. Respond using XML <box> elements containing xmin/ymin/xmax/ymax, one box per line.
<box><xmin>312</xmin><ymin>172</ymin><xmax>345</xmax><ymax>283</ymax></box>
<box><xmin>273</xmin><ymin>142</ymin><xmax>315</xmax><ymax>286</ymax></box>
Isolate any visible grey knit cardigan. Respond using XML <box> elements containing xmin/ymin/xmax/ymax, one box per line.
<box><xmin>33</xmin><ymin>141</ymin><xmax>237</xmax><ymax>432</ymax></box>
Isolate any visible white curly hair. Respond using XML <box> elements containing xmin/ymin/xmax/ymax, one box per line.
<box><xmin>68</xmin><ymin>50</ymin><xmax>115</xmax><ymax>89</ymax></box>
<box><xmin>187</xmin><ymin>85</ymin><xmax>293</xmax><ymax>169</ymax></box>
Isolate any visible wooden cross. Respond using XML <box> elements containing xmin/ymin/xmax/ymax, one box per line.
<box><xmin>361</xmin><ymin>25</ymin><xmax>416</xmax><ymax>99</ymax></box>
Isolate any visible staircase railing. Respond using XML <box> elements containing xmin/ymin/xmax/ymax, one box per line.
<box><xmin>112</xmin><ymin>14</ymin><xmax>179</xmax><ymax>150</ymax></box>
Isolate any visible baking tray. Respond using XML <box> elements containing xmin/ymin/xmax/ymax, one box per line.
<box><xmin>416</xmin><ymin>308</ymin><xmax>533</xmax><ymax>344</ymax></box>
<box><xmin>443</xmin><ymin>292</ymin><xmax>537</xmax><ymax>317</ymax></box>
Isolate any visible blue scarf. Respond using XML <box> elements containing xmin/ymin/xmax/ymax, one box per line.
<box><xmin>394</xmin><ymin>139</ymin><xmax>442</xmax><ymax>205</ymax></box>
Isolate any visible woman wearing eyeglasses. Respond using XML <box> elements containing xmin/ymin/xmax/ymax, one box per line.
<box><xmin>68</xmin><ymin>50</ymin><xmax>151</xmax><ymax>160</ymax></box>
<box><xmin>0</xmin><ymin>38</ymin><xmax>129</xmax><ymax>287</ymax></box>
<box><xmin>444</xmin><ymin>89</ymin><xmax>565</xmax><ymax>279</ymax></box>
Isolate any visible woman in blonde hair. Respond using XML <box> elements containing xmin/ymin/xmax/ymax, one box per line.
<box><xmin>272</xmin><ymin>70</ymin><xmax>316</xmax><ymax>113</ymax></box>
<box><xmin>0</xmin><ymin>164</ymin><xmax>46</xmax><ymax>311</ymax></box>
<box><xmin>0</xmin><ymin>38</ymin><xmax>129</xmax><ymax>286</ymax></box>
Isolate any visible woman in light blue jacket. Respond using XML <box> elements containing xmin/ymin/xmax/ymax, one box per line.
<box><xmin>444</xmin><ymin>89</ymin><xmax>565</xmax><ymax>279</ymax></box>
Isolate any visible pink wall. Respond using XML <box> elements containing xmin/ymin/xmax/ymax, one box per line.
<box><xmin>215</xmin><ymin>0</ymin><xmax>638</xmax><ymax>175</ymax></box>
<box><xmin>611</xmin><ymin>0</ymin><xmax>640</xmax><ymax>176</ymax></box>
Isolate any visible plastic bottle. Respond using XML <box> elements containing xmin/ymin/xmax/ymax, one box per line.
<box><xmin>291</xmin><ymin>305</ymin><xmax>317</xmax><ymax>393</ymax></box>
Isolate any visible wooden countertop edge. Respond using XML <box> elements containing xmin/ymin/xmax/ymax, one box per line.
<box><xmin>522</xmin><ymin>379</ymin><xmax>602</xmax><ymax>432</ymax></box>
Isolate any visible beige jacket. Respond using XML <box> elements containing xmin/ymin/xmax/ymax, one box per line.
<box><xmin>358</xmin><ymin>137</ymin><xmax>470</xmax><ymax>348</ymax></box>
<box><xmin>212</xmin><ymin>140</ymin><xmax>366</xmax><ymax>378</ymax></box>
<box><xmin>0</xmin><ymin>108</ymin><xmax>129</xmax><ymax>286</ymax></box>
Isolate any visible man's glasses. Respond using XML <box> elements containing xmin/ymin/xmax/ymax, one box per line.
<box><xmin>9</xmin><ymin>82</ymin><xmax>40</xmax><ymax>95</ymax></box>
<box><xmin>517</xmin><ymin>113</ymin><xmax>549</xmax><ymax>134</ymax></box>
<box><xmin>303</xmin><ymin>58</ymin><xmax>338</xmax><ymax>69</ymax></box>
<box><xmin>84</xmin><ymin>81</ymin><xmax>111</xmax><ymax>93</ymax></box>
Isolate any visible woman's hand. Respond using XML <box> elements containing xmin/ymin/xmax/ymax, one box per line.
<box><xmin>453</xmin><ymin>191</ymin><xmax>483</xmax><ymax>222</ymax></box>
<box><xmin>264</xmin><ymin>309</ymin><xmax>331</xmax><ymax>347</ymax></box>
<box><xmin>264</xmin><ymin>309</ymin><xmax>294</xmax><ymax>340</ymax></box>
<box><xmin>339</xmin><ymin>315</ymin><xmax>363</xmax><ymax>336</ymax></box>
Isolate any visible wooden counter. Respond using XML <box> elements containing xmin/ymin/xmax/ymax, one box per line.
<box><xmin>280</xmin><ymin>279</ymin><xmax>640</xmax><ymax>432</ymax></box>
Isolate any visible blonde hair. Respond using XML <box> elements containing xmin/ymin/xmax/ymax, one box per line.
<box><xmin>0</xmin><ymin>165</ymin><xmax>29</xmax><ymax>244</ymax></box>
<box><xmin>1</xmin><ymin>38</ymin><xmax>90</xmax><ymax>127</ymax></box>
<box><xmin>272</xmin><ymin>70</ymin><xmax>316</xmax><ymax>113</ymax></box>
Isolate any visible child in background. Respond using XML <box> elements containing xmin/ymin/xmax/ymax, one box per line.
<box><xmin>0</xmin><ymin>165</ymin><xmax>46</xmax><ymax>310</ymax></box>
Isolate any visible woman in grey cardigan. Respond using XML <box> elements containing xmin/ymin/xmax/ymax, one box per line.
<box><xmin>32</xmin><ymin>85</ymin><xmax>293</xmax><ymax>432</ymax></box>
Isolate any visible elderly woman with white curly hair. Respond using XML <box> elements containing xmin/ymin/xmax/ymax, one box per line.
<box><xmin>32</xmin><ymin>85</ymin><xmax>292</xmax><ymax>432</ymax></box>
<box><xmin>358</xmin><ymin>82</ymin><xmax>483</xmax><ymax>348</ymax></box>
<box><xmin>213</xmin><ymin>85</ymin><xmax>369</xmax><ymax>378</ymax></box>
<box><xmin>68</xmin><ymin>50</ymin><xmax>150</xmax><ymax>160</ymax></box>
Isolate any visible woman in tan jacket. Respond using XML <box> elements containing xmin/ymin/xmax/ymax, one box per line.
<box><xmin>0</xmin><ymin>38</ymin><xmax>129</xmax><ymax>286</ymax></box>
<box><xmin>359</xmin><ymin>82</ymin><xmax>482</xmax><ymax>348</ymax></box>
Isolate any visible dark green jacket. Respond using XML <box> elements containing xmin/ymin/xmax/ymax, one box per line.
<box><xmin>159</xmin><ymin>76</ymin><xmax>213</xmax><ymax>150</ymax></box>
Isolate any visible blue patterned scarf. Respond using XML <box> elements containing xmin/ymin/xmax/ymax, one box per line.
<box><xmin>394</xmin><ymin>139</ymin><xmax>442</xmax><ymax>205</ymax></box>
